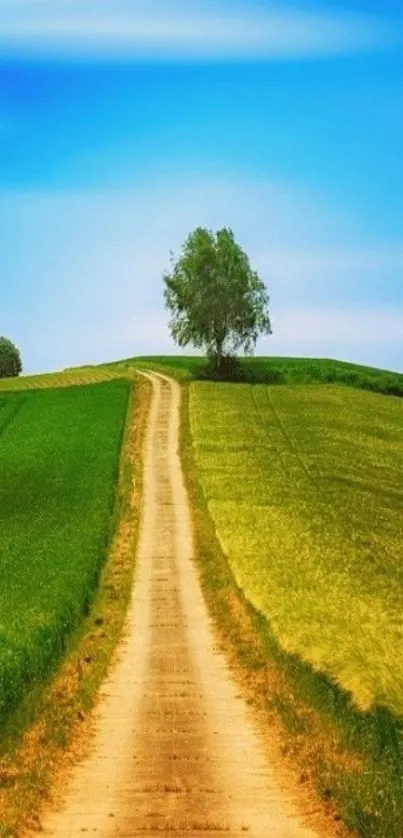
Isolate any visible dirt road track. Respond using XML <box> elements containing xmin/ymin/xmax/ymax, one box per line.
<box><xmin>39</xmin><ymin>372</ymin><xmax>321</xmax><ymax>837</ymax></box>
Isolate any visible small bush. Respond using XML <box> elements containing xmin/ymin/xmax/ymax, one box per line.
<box><xmin>196</xmin><ymin>356</ymin><xmax>286</xmax><ymax>384</ymax></box>
<box><xmin>196</xmin><ymin>355</ymin><xmax>244</xmax><ymax>381</ymax></box>
<box><xmin>0</xmin><ymin>336</ymin><xmax>22</xmax><ymax>378</ymax></box>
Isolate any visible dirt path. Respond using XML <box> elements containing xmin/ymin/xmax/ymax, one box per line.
<box><xmin>39</xmin><ymin>373</ymin><xmax>322</xmax><ymax>837</ymax></box>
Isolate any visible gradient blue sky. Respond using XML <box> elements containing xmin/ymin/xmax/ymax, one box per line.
<box><xmin>1</xmin><ymin>0</ymin><xmax>402</xmax><ymax>373</ymax></box>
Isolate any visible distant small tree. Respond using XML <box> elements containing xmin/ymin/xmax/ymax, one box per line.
<box><xmin>163</xmin><ymin>227</ymin><xmax>271</xmax><ymax>369</ymax></box>
<box><xmin>0</xmin><ymin>336</ymin><xmax>22</xmax><ymax>378</ymax></box>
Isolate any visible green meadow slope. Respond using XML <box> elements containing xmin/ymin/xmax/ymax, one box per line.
<box><xmin>116</xmin><ymin>354</ymin><xmax>403</xmax><ymax>396</ymax></box>
<box><xmin>190</xmin><ymin>381</ymin><xmax>403</xmax><ymax>717</ymax></box>
<box><xmin>0</xmin><ymin>380</ymin><xmax>130</xmax><ymax>723</ymax></box>
<box><xmin>0</xmin><ymin>354</ymin><xmax>402</xmax><ymax>836</ymax></box>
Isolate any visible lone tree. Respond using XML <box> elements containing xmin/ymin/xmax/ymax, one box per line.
<box><xmin>0</xmin><ymin>336</ymin><xmax>22</xmax><ymax>378</ymax></box>
<box><xmin>163</xmin><ymin>227</ymin><xmax>271</xmax><ymax>369</ymax></box>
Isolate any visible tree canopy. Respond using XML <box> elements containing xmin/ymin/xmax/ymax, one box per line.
<box><xmin>163</xmin><ymin>227</ymin><xmax>271</xmax><ymax>366</ymax></box>
<box><xmin>0</xmin><ymin>336</ymin><xmax>22</xmax><ymax>378</ymax></box>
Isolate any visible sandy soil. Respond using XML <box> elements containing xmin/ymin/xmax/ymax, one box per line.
<box><xmin>38</xmin><ymin>372</ymin><xmax>323</xmax><ymax>837</ymax></box>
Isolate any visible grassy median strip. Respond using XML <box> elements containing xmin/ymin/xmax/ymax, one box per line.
<box><xmin>184</xmin><ymin>380</ymin><xmax>403</xmax><ymax>837</ymax></box>
<box><xmin>0</xmin><ymin>375</ymin><xmax>150</xmax><ymax>837</ymax></box>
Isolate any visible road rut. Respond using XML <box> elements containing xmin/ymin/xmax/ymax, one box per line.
<box><xmin>40</xmin><ymin>373</ymin><xmax>320</xmax><ymax>837</ymax></box>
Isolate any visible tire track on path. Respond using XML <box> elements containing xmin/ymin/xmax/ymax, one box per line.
<box><xmin>37</xmin><ymin>373</ymin><xmax>322</xmax><ymax>837</ymax></box>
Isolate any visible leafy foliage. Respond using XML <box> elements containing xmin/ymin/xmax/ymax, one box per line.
<box><xmin>163</xmin><ymin>227</ymin><xmax>271</xmax><ymax>366</ymax></box>
<box><xmin>0</xmin><ymin>336</ymin><xmax>22</xmax><ymax>378</ymax></box>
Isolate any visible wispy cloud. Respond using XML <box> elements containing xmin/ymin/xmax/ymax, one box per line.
<box><xmin>0</xmin><ymin>0</ymin><xmax>396</xmax><ymax>61</ymax></box>
<box><xmin>255</xmin><ymin>246</ymin><xmax>403</xmax><ymax>300</ymax></box>
<box><xmin>271</xmin><ymin>307</ymin><xmax>403</xmax><ymax>346</ymax></box>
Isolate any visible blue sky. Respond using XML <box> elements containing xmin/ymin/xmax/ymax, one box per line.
<box><xmin>1</xmin><ymin>0</ymin><xmax>402</xmax><ymax>373</ymax></box>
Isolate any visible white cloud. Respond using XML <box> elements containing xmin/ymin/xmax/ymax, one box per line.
<box><xmin>254</xmin><ymin>246</ymin><xmax>403</xmax><ymax>302</ymax></box>
<box><xmin>0</xmin><ymin>0</ymin><xmax>396</xmax><ymax>60</ymax></box>
<box><xmin>271</xmin><ymin>307</ymin><xmax>403</xmax><ymax>345</ymax></box>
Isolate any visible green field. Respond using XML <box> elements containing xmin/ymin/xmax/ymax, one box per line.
<box><xmin>190</xmin><ymin>381</ymin><xmax>403</xmax><ymax>717</ymax></box>
<box><xmin>2</xmin><ymin>353</ymin><xmax>403</xmax><ymax>835</ymax></box>
<box><xmin>0</xmin><ymin>379</ymin><xmax>130</xmax><ymax>723</ymax></box>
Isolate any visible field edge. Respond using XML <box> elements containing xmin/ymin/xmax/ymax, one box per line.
<box><xmin>0</xmin><ymin>374</ymin><xmax>151</xmax><ymax>838</ymax></box>
<box><xmin>179</xmin><ymin>380</ymin><xmax>403</xmax><ymax>838</ymax></box>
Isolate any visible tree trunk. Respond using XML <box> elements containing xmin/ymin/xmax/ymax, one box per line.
<box><xmin>215</xmin><ymin>339</ymin><xmax>223</xmax><ymax>372</ymax></box>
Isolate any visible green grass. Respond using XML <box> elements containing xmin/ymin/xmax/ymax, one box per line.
<box><xmin>6</xmin><ymin>354</ymin><xmax>400</xmax><ymax>396</ymax></box>
<box><xmin>0</xmin><ymin>379</ymin><xmax>130</xmax><ymax>725</ymax></box>
<box><xmin>188</xmin><ymin>380</ymin><xmax>403</xmax><ymax>836</ymax></box>
<box><xmin>0</xmin><ymin>367</ymin><xmax>123</xmax><ymax>392</ymax></box>
<box><xmin>2</xmin><ymin>351</ymin><xmax>403</xmax><ymax>836</ymax></box>
<box><xmin>190</xmin><ymin>382</ymin><xmax>403</xmax><ymax>715</ymax></box>
<box><xmin>106</xmin><ymin>354</ymin><xmax>403</xmax><ymax>397</ymax></box>
<box><xmin>3</xmin><ymin>355</ymin><xmax>403</xmax><ymax>396</ymax></box>
<box><xmin>107</xmin><ymin>355</ymin><xmax>205</xmax><ymax>380</ymax></box>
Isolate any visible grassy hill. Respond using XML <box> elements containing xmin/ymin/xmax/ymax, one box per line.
<box><xmin>1</xmin><ymin>353</ymin><xmax>403</xmax><ymax>835</ymax></box>
<box><xmin>112</xmin><ymin>353</ymin><xmax>403</xmax><ymax>836</ymax></box>
<box><xmin>109</xmin><ymin>354</ymin><xmax>403</xmax><ymax>395</ymax></box>
<box><xmin>174</xmin><ymin>356</ymin><xmax>403</xmax><ymax>837</ymax></box>
<box><xmin>1</xmin><ymin>355</ymin><xmax>402</xmax><ymax>724</ymax></box>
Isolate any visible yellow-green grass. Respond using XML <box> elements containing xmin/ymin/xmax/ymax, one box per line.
<box><xmin>110</xmin><ymin>354</ymin><xmax>403</xmax><ymax>396</ymax></box>
<box><xmin>190</xmin><ymin>382</ymin><xmax>403</xmax><ymax>718</ymax></box>
<box><xmin>0</xmin><ymin>379</ymin><xmax>130</xmax><ymax>725</ymax></box>
<box><xmin>107</xmin><ymin>356</ymin><xmax>203</xmax><ymax>381</ymax></box>
<box><xmin>0</xmin><ymin>367</ymin><xmax>124</xmax><ymax>392</ymax></box>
